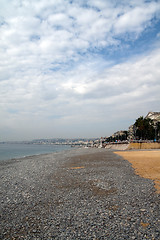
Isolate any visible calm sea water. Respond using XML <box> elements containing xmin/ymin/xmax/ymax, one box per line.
<box><xmin>0</xmin><ymin>143</ymin><xmax>71</xmax><ymax>161</ymax></box>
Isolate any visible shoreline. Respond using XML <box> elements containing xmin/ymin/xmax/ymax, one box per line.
<box><xmin>0</xmin><ymin>148</ymin><xmax>72</xmax><ymax>163</ymax></box>
<box><xmin>0</xmin><ymin>143</ymin><xmax>71</xmax><ymax>162</ymax></box>
<box><xmin>1</xmin><ymin>148</ymin><xmax>160</xmax><ymax>239</ymax></box>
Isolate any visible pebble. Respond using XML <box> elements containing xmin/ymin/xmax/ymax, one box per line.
<box><xmin>0</xmin><ymin>148</ymin><xmax>160</xmax><ymax>239</ymax></box>
<box><xmin>140</xmin><ymin>209</ymin><xmax>146</xmax><ymax>212</ymax></box>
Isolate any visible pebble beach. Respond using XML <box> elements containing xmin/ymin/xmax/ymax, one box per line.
<box><xmin>0</xmin><ymin>148</ymin><xmax>160</xmax><ymax>239</ymax></box>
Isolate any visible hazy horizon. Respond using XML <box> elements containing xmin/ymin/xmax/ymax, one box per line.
<box><xmin>0</xmin><ymin>0</ymin><xmax>160</xmax><ymax>141</ymax></box>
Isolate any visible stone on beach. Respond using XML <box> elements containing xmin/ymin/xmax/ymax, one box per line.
<box><xmin>0</xmin><ymin>148</ymin><xmax>160</xmax><ymax>239</ymax></box>
<box><xmin>115</xmin><ymin>150</ymin><xmax>160</xmax><ymax>193</ymax></box>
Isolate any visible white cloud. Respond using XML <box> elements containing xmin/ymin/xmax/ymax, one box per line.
<box><xmin>0</xmin><ymin>0</ymin><xmax>160</xmax><ymax>140</ymax></box>
<box><xmin>114</xmin><ymin>2</ymin><xmax>160</xmax><ymax>35</ymax></box>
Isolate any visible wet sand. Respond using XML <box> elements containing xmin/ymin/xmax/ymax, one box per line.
<box><xmin>114</xmin><ymin>150</ymin><xmax>160</xmax><ymax>193</ymax></box>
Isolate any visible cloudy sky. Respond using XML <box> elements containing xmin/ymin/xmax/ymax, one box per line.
<box><xmin>0</xmin><ymin>0</ymin><xmax>160</xmax><ymax>141</ymax></box>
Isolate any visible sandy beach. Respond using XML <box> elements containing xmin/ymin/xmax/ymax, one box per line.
<box><xmin>0</xmin><ymin>148</ymin><xmax>160</xmax><ymax>239</ymax></box>
<box><xmin>114</xmin><ymin>150</ymin><xmax>160</xmax><ymax>194</ymax></box>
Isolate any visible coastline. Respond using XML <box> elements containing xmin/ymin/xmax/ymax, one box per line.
<box><xmin>1</xmin><ymin>148</ymin><xmax>160</xmax><ymax>239</ymax></box>
<box><xmin>0</xmin><ymin>143</ymin><xmax>71</xmax><ymax>162</ymax></box>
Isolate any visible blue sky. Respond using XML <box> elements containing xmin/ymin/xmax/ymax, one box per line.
<box><xmin>0</xmin><ymin>0</ymin><xmax>160</xmax><ymax>140</ymax></box>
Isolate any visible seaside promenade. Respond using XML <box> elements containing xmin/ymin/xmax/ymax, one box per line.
<box><xmin>0</xmin><ymin>148</ymin><xmax>160</xmax><ymax>239</ymax></box>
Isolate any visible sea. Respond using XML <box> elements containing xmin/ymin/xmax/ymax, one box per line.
<box><xmin>0</xmin><ymin>143</ymin><xmax>71</xmax><ymax>161</ymax></box>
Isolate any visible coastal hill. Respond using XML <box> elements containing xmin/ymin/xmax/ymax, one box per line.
<box><xmin>146</xmin><ymin>111</ymin><xmax>160</xmax><ymax>123</ymax></box>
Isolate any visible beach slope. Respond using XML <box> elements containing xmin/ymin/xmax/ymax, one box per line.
<box><xmin>0</xmin><ymin>148</ymin><xmax>160</xmax><ymax>239</ymax></box>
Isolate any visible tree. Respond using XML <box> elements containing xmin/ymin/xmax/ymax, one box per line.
<box><xmin>155</xmin><ymin>122</ymin><xmax>160</xmax><ymax>140</ymax></box>
<box><xmin>134</xmin><ymin>116</ymin><xmax>154</xmax><ymax>140</ymax></box>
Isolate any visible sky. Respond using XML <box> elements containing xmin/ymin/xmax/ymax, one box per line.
<box><xmin>0</xmin><ymin>0</ymin><xmax>160</xmax><ymax>141</ymax></box>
